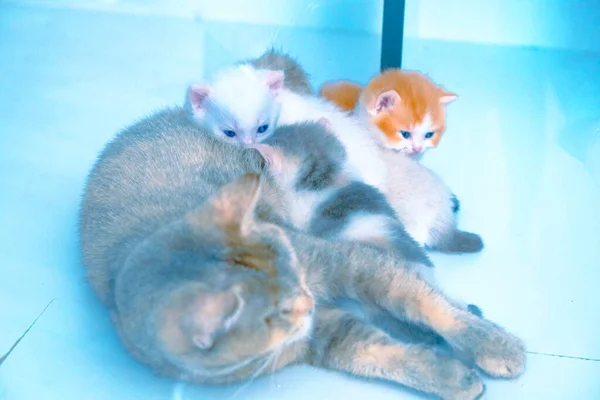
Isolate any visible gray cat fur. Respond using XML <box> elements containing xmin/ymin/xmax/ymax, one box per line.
<box><xmin>80</xmin><ymin>106</ymin><xmax>525</xmax><ymax>399</ymax></box>
<box><xmin>245</xmin><ymin>47</ymin><xmax>313</xmax><ymax>95</ymax></box>
<box><xmin>262</xmin><ymin>122</ymin><xmax>347</xmax><ymax>191</ymax></box>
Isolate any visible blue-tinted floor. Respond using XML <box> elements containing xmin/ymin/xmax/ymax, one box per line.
<box><xmin>1</xmin><ymin>3</ymin><xmax>600</xmax><ymax>400</ymax></box>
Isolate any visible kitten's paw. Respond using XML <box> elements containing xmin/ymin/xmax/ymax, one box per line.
<box><xmin>432</xmin><ymin>231</ymin><xmax>484</xmax><ymax>254</ymax></box>
<box><xmin>450</xmin><ymin>194</ymin><xmax>460</xmax><ymax>214</ymax></box>
<box><xmin>455</xmin><ymin>320</ymin><xmax>526</xmax><ymax>379</ymax></box>
<box><xmin>467</xmin><ymin>304</ymin><xmax>483</xmax><ymax>318</ymax></box>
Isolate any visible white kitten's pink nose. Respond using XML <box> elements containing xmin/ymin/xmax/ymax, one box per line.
<box><xmin>412</xmin><ymin>145</ymin><xmax>423</xmax><ymax>153</ymax></box>
<box><xmin>243</xmin><ymin>137</ymin><xmax>254</xmax><ymax>145</ymax></box>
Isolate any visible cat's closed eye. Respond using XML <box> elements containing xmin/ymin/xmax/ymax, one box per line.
<box><xmin>223</xmin><ymin>129</ymin><xmax>236</xmax><ymax>138</ymax></box>
<box><xmin>424</xmin><ymin>132</ymin><xmax>435</xmax><ymax>139</ymax></box>
<box><xmin>400</xmin><ymin>130</ymin><xmax>411</xmax><ymax>139</ymax></box>
<box><xmin>257</xmin><ymin>124</ymin><xmax>269</xmax><ymax>134</ymax></box>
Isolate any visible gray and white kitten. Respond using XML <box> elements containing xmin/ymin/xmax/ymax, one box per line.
<box><xmin>80</xmin><ymin>107</ymin><xmax>525</xmax><ymax>400</ymax></box>
<box><xmin>254</xmin><ymin>121</ymin><xmax>433</xmax><ymax>267</ymax></box>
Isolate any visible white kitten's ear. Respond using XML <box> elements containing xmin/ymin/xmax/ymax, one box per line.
<box><xmin>181</xmin><ymin>287</ymin><xmax>243</xmax><ymax>351</ymax></box>
<box><xmin>439</xmin><ymin>90</ymin><xmax>457</xmax><ymax>104</ymax></box>
<box><xmin>369</xmin><ymin>89</ymin><xmax>401</xmax><ymax>116</ymax></box>
<box><xmin>187</xmin><ymin>84</ymin><xmax>212</xmax><ymax>114</ymax></box>
<box><xmin>263</xmin><ymin>70</ymin><xmax>285</xmax><ymax>95</ymax></box>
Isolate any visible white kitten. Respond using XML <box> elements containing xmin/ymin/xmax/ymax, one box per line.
<box><xmin>186</xmin><ymin>65</ymin><xmax>282</xmax><ymax>146</ymax></box>
<box><xmin>380</xmin><ymin>149</ymin><xmax>483</xmax><ymax>252</ymax></box>
<box><xmin>187</xmin><ymin>65</ymin><xmax>387</xmax><ymax>191</ymax></box>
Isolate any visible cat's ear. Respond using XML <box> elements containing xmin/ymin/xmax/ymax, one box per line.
<box><xmin>317</xmin><ymin>117</ymin><xmax>332</xmax><ymax>131</ymax></box>
<box><xmin>439</xmin><ymin>90</ymin><xmax>457</xmax><ymax>104</ymax></box>
<box><xmin>263</xmin><ymin>70</ymin><xmax>285</xmax><ymax>95</ymax></box>
<box><xmin>191</xmin><ymin>174</ymin><xmax>261</xmax><ymax>235</ymax></box>
<box><xmin>253</xmin><ymin>144</ymin><xmax>285</xmax><ymax>173</ymax></box>
<box><xmin>369</xmin><ymin>89</ymin><xmax>401</xmax><ymax>116</ymax></box>
<box><xmin>180</xmin><ymin>286</ymin><xmax>243</xmax><ymax>351</ymax></box>
<box><xmin>187</xmin><ymin>84</ymin><xmax>212</xmax><ymax>115</ymax></box>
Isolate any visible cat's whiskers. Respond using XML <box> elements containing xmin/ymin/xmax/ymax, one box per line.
<box><xmin>227</xmin><ymin>352</ymin><xmax>277</xmax><ymax>399</ymax></box>
<box><xmin>191</xmin><ymin>353</ymin><xmax>262</xmax><ymax>379</ymax></box>
<box><xmin>269</xmin><ymin>347</ymin><xmax>283</xmax><ymax>389</ymax></box>
<box><xmin>268</xmin><ymin>26</ymin><xmax>281</xmax><ymax>48</ymax></box>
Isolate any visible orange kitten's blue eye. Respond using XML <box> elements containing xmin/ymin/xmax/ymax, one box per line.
<box><xmin>223</xmin><ymin>130</ymin><xmax>236</xmax><ymax>138</ymax></box>
<box><xmin>257</xmin><ymin>124</ymin><xmax>269</xmax><ymax>134</ymax></box>
<box><xmin>400</xmin><ymin>131</ymin><xmax>411</xmax><ymax>139</ymax></box>
<box><xmin>425</xmin><ymin>132</ymin><xmax>435</xmax><ymax>139</ymax></box>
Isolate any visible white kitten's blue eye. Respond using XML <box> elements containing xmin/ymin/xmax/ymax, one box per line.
<box><xmin>424</xmin><ymin>132</ymin><xmax>435</xmax><ymax>139</ymax></box>
<box><xmin>257</xmin><ymin>124</ymin><xmax>269</xmax><ymax>134</ymax></box>
<box><xmin>223</xmin><ymin>130</ymin><xmax>236</xmax><ymax>138</ymax></box>
<box><xmin>400</xmin><ymin>131</ymin><xmax>411</xmax><ymax>139</ymax></box>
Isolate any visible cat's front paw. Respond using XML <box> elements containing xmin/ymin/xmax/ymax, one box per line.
<box><xmin>402</xmin><ymin>347</ymin><xmax>484</xmax><ymax>400</ymax></box>
<box><xmin>427</xmin><ymin>354</ymin><xmax>485</xmax><ymax>400</ymax></box>
<box><xmin>455</xmin><ymin>319</ymin><xmax>526</xmax><ymax>379</ymax></box>
<box><xmin>474</xmin><ymin>329</ymin><xmax>525</xmax><ymax>378</ymax></box>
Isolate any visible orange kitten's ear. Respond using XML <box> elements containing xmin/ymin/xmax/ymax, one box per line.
<box><xmin>369</xmin><ymin>89</ymin><xmax>401</xmax><ymax>116</ymax></box>
<box><xmin>439</xmin><ymin>90</ymin><xmax>457</xmax><ymax>104</ymax></box>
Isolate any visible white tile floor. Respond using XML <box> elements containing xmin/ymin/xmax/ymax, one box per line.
<box><xmin>1</xmin><ymin>3</ymin><xmax>600</xmax><ymax>400</ymax></box>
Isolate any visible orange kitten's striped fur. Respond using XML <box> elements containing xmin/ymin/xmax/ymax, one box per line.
<box><xmin>320</xmin><ymin>70</ymin><xmax>456</xmax><ymax>157</ymax></box>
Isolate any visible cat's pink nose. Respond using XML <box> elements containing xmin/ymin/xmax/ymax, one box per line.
<box><xmin>412</xmin><ymin>145</ymin><xmax>422</xmax><ymax>153</ymax></box>
<box><xmin>294</xmin><ymin>295</ymin><xmax>314</xmax><ymax>316</ymax></box>
<box><xmin>284</xmin><ymin>295</ymin><xmax>314</xmax><ymax>317</ymax></box>
<box><xmin>243</xmin><ymin>137</ymin><xmax>254</xmax><ymax>145</ymax></box>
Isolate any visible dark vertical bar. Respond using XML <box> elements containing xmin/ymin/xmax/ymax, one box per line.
<box><xmin>380</xmin><ymin>0</ymin><xmax>406</xmax><ymax>71</ymax></box>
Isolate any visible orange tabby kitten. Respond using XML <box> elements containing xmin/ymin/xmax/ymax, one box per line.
<box><xmin>319</xmin><ymin>70</ymin><xmax>456</xmax><ymax>157</ymax></box>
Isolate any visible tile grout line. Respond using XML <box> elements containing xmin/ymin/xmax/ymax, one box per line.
<box><xmin>526</xmin><ymin>351</ymin><xmax>600</xmax><ymax>362</ymax></box>
<box><xmin>0</xmin><ymin>298</ymin><xmax>56</xmax><ymax>366</ymax></box>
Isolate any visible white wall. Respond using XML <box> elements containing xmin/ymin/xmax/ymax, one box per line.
<box><xmin>10</xmin><ymin>0</ymin><xmax>600</xmax><ymax>52</ymax></box>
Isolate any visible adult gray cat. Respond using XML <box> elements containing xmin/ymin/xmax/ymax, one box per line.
<box><xmin>80</xmin><ymin>107</ymin><xmax>525</xmax><ymax>400</ymax></box>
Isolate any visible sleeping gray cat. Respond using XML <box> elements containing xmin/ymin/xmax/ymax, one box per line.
<box><xmin>80</xmin><ymin>107</ymin><xmax>526</xmax><ymax>400</ymax></box>
<box><xmin>253</xmin><ymin>121</ymin><xmax>433</xmax><ymax>267</ymax></box>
